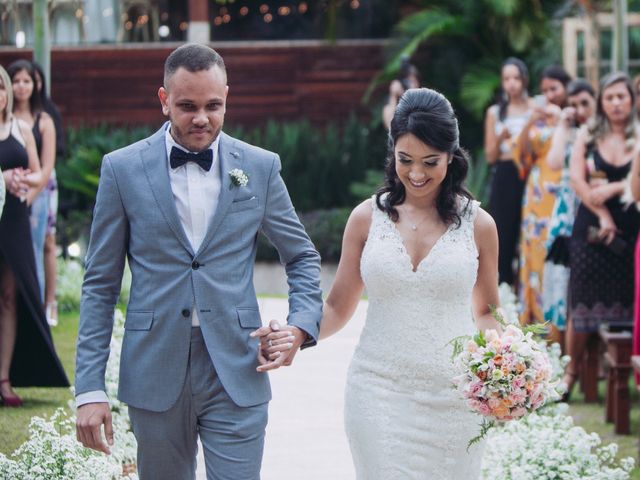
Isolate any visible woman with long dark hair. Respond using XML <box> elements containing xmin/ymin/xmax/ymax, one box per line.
<box><xmin>484</xmin><ymin>57</ymin><xmax>531</xmax><ymax>285</ymax></box>
<box><xmin>317</xmin><ymin>88</ymin><xmax>501</xmax><ymax>477</ymax></box>
<box><xmin>514</xmin><ymin>65</ymin><xmax>572</xmax><ymax>326</ymax></box>
<box><xmin>543</xmin><ymin>79</ymin><xmax>596</xmax><ymax>347</ymax></box>
<box><xmin>565</xmin><ymin>72</ymin><xmax>640</xmax><ymax>397</ymax></box>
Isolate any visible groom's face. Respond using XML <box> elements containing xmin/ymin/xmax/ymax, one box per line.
<box><xmin>158</xmin><ymin>65</ymin><xmax>229</xmax><ymax>152</ymax></box>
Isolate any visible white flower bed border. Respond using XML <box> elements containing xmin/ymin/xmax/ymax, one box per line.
<box><xmin>0</xmin><ymin>310</ymin><xmax>138</xmax><ymax>479</ymax></box>
<box><xmin>0</xmin><ymin>280</ymin><xmax>634</xmax><ymax>478</ymax></box>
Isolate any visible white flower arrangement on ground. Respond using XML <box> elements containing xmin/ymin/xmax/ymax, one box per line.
<box><xmin>480</xmin><ymin>410</ymin><xmax>634</xmax><ymax>479</ymax></box>
<box><xmin>57</xmin><ymin>259</ymin><xmax>132</xmax><ymax>312</ymax></box>
<box><xmin>0</xmin><ymin>409</ymin><xmax>124</xmax><ymax>480</ymax></box>
<box><xmin>0</xmin><ymin>309</ymin><xmax>138</xmax><ymax>479</ymax></box>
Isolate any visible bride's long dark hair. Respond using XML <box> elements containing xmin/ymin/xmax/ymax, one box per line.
<box><xmin>376</xmin><ymin>88</ymin><xmax>473</xmax><ymax>228</ymax></box>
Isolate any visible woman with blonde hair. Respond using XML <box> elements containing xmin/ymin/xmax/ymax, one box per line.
<box><xmin>0</xmin><ymin>65</ymin><xmax>68</xmax><ymax>407</ymax></box>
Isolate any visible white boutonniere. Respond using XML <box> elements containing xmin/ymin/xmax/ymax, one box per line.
<box><xmin>229</xmin><ymin>169</ymin><xmax>249</xmax><ymax>187</ymax></box>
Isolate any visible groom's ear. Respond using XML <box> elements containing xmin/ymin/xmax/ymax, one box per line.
<box><xmin>158</xmin><ymin>87</ymin><xmax>170</xmax><ymax>116</ymax></box>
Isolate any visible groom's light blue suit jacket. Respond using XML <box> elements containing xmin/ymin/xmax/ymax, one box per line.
<box><xmin>75</xmin><ymin>125</ymin><xmax>323</xmax><ymax>412</ymax></box>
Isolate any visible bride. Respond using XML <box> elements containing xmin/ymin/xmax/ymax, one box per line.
<box><xmin>319</xmin><ymin>88</ymin><xmax>502</xmax><ymax>478</ymax></box>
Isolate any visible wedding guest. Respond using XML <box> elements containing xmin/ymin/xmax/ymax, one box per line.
<box><xmin>565</xmin><ymin>72</ymin><xmax>640</xmax><ymax>398</ymax></box>
<box><xmin>484</xmin><ymin>57</ymin><xmax>532</xmax><ymax>285</ymax></box>
<box><xmin>0</xmin><ymin>166</ymin><xmax>4</xmax><ymax>216</ymax></box>
<box><xmin>0</xmin><ymin>64</ymin><xmax>68</xmax><ymax>407</ymax></box>
<box><xmin>8</xmin><ymin>60</ymin><xmax>56</xmax><ymax>316</ymax></box>
<box><xmin>543</xmin><ymin>79</ymin><xmax>596</xmax><ymax>351</ymax></box>
<box><xmin>513</xmin><ymin>65</ymin><xmax>571</xmax><ymax>326</ymax></box>
<box><xmin>382</xmin><ymin>55</ymin><xmax>420</xmax><ymax>129</ymax></box>
<box><xmin>33</xmin><ymin>62</ymin><xmax>64</xmax><ymax>327</ymax></box>
<box><xmin>626</xmin><ymin>90</ymin><xmax>640</xmax><ymax>385</ymax></box>
<box><xmin>634</xmin><ymin>74</ymin><xmax>640</xmax><ymax>114</ymax></box>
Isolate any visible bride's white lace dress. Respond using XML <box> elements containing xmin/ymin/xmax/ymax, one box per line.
<box><xmin>344</xmin><ymin>195</ymin><xmax>485</xmax><ymax>479</ymax></box>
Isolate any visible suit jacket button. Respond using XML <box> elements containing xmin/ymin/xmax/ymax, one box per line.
<box><xmin>191</xmin><ymin>261</ymin><xmax>200</xmax><ymax>270</ymax></box>
<box><xmin>181</xmin><ymin>309</ymin><xmax>190</xmax><ymax>318</ymax></box>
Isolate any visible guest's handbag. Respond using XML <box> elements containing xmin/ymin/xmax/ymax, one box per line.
<box><xmin>586</xmin><ymin>225</ymin><xmax>628</xmax><ymax>256</ymax></box>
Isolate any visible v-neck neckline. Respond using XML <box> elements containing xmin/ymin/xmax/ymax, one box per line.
<box><xmin>388</xmin><ymin>217</ymin><xmax>452</xmax><ymax>273</ymax></box>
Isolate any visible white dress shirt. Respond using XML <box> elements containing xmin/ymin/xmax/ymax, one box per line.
<box><xmin>77</xmin><ymin>124</ymin><xmax>221</xmax><ymax>407</ymax></box>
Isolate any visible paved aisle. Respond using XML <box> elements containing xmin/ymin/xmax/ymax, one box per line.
<box><xmin>196</xmin><ymin>297</ymin><xmax>366</xmax><ymax>480</ymax></box>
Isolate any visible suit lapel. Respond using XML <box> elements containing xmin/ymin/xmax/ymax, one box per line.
<box><xmin>196</xmin><ymin>132</ymin><xmax>244</xmax><ymax>256</ymax></box>
<box><xmin>141</xmin><ymin>124</ymin><xmax>194</xmax><ymax>255</ymax></box>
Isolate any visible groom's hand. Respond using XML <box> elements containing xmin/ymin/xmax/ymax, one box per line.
<box><xmin>76</xmin><ymin>402</ymin><xmax>113</xmax><ymax>454</ymax></box>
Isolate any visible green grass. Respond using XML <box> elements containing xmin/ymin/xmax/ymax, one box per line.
<box><xmin>2</xmin><ymin>312</ymin><xmax>640</xmax><ymax>479</ymax></box>
<box><xmin>0</xmin><ymin>311</ymin><xmax>77</xmax><ymax>455</ymax></box>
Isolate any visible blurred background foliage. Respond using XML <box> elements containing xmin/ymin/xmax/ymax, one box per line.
<box><xmin>58</xmin><ymin>0</ymin><xmax>640</xmax><ymax>261</ymax></box>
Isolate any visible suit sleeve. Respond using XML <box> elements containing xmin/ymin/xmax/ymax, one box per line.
<box><xmin>260</xmin><ymin>154</ymin><xmax>323</xmax><ymax>348</ymax></box>
<box><xmin>75</xmin><ymin>155</ymin><xmax>129</xmax><ymax>395</ymax></box>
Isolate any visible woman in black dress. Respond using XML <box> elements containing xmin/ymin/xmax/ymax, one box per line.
<box><xmin>0</xmin><ymin>65</ymin><xmax>68</xmax><ymax>407</ymax></box>
<box><xmin>564</xmin><ymin>72</ymin><xmax>640</xmax><ymax>396</ymax></box>
<box><xmin>484</xmin><ymin>58</ymin><xmax>532</xmax><ymax>285</ymax></box>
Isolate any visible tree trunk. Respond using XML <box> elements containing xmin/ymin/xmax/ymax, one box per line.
<box><xmin>33</xmin><ymin>0</ymin><xmax>51</xmax><ymax>96</ymax></box>
<box><xmin>612</xmin><ymin>0</ymin><xmax>628</xmax><ymax>73</ymax></box>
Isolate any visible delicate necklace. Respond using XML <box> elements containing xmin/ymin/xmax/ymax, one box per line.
<box><xmin>402</xmin><ymin>209</ymin><xmax>430</xmax><ymax>231</ymax></box>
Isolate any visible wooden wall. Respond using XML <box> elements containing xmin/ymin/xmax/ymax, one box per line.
<box><xmin>0</xmin><ymin>40</ymin><xmax>386</xmax><ymax>129</ymax></box>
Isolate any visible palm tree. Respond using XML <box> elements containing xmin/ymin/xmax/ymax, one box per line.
<box><xmin>368</xmin><ymin>0</ymin><xmax>557</xmax><ymax>122</ymax></box>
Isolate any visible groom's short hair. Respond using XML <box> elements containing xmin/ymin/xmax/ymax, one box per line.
<box><xmin>164</xmin><ymin>43</ymin><xmax>227</xmax><ymax>86</ymax></box>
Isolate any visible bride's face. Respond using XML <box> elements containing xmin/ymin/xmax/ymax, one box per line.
<box><xmin>394</xmin><ymin>133</ymin><xmax>449</xmax><ymax>199</ymax></box>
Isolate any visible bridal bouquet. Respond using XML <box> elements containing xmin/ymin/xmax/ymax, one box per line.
<box><xmin>450</xmin><ymin>308</ymin><xmax>558</xmax><ymax>447</ymax></box>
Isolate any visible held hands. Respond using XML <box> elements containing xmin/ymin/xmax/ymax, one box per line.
<box><xmin>3</xmin><ymin>168</ymin><xmax>30</xmax><ymax>200</ymax></box>
<box><xmin>250</xmin><ymin>320</ymin><xmax>306</xmax><ymax>372</ymax></box>
<box><xmin>76</xmin><ymin>402</ymin><xmax>113</xmax><ymax>455</ymax></box>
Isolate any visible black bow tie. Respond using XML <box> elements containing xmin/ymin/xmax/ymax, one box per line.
<box><xmin>169</xmin><ymin>146</ymin><xmax>213</xmax><ymax>171</ymax></box>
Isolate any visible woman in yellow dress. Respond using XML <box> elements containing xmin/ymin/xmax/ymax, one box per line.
<box><xmin>514</xmin><ymin>65</ymin><xmax>571</xmax><ymax>325</ymax></box>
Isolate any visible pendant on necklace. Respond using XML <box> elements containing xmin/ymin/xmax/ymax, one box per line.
<box><xmin>411</xmin><ymin>224</ymin><xmax>417</xmax><ymax>231</ymax></box>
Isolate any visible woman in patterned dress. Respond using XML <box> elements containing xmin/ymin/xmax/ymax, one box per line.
<box><xmin>513</xmin><ymin>65</ymin><xmax>571</xmax><ymax>326</ymax></box>
<box><xmin>566</xmin><ymin>72</ymin><xmax>640</xmax><ymax>397</ymax></box>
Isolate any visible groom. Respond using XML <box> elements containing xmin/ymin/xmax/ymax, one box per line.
<box><xmin>75</xmin><ymin>43</ymin><xmax>323</xmax><ymax>479</ymax></box>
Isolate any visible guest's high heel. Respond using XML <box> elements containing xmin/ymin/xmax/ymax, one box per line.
<box><xmin>0</xmin><ymin>379</ymin><xmax>23</xmax><ymax>407</ymax></box>
<box><xmin>560</xmin><ymin>372</ymin><xmax>578</xmax><ymax>403</ymax></box>
<box><xmin>46</xmin><ymin>301</ymin><xmax>58</xmax><ymax>327</ymax></box>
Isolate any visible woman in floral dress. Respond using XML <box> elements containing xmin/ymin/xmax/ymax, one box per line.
<box><xmin>513</xmin><ymin>65</ymin><xmax>571</xmax><ymax>326</ymax></box>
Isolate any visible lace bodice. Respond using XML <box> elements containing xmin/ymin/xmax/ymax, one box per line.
<box><xmin>356</xmin><ymin>195</ymin><xmax>480</xmax><ymax>381</ymax></box>
<box><xmin>344</xmin><ymin>195</ymin><xmax>485</xmax><ymax>479</ymax></box>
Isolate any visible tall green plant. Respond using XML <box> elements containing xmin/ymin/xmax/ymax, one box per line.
<box><xmin>367</xmin><ymin>0</ymin><xmax>561</xmax><ymax>154</ymax></box>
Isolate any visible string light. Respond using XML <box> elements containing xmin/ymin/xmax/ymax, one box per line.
<box><xmin>240</xmin><ymin>6</ymin><xmax>249</xmax><ymax>16</ymax></box>
<box><xmin>264</xmin><ymin>13</ymin><xmax>273</xmax><ymax>23</ymax></box>
<box><xmin>214</xmin><ymin>16</ymin><xmax>223</xmax><ymax>26</ymax></box>
<box><xmin>222</xmin><ymin>14</ymin><xmax>231</xmax><ymax>23</ymax></box>
<box><xmin>299</xmin><ymin>2</ymin><xmax>308</xmax><ymax>14</ymax></box>
<box><xmin>260</xmin><ymin>4</ymin><xmax>269</xmax><ymax>14</ymax></box>
<box><xmin>278</xmin><ymin>6</ymin><xmax>291</xmax><ymax>16</ymax></box>
<box><xmin>350</xmin><ymin>0</ymin><xmax>360</xmax><ymax>8</ymax></box>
